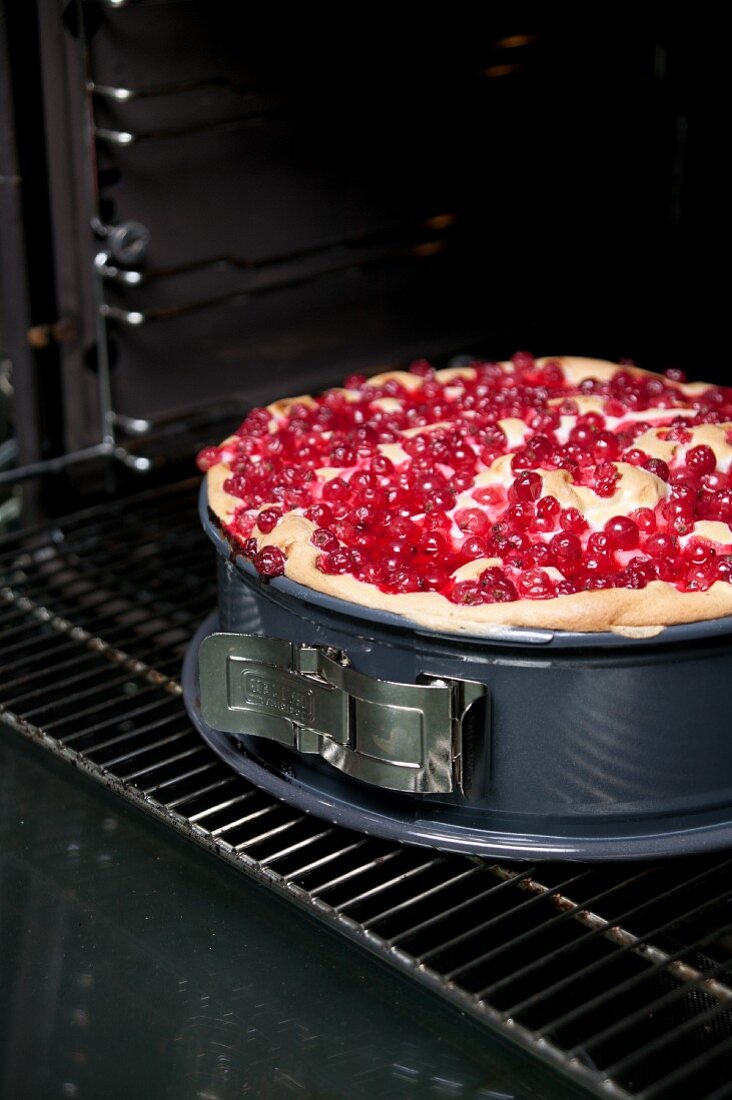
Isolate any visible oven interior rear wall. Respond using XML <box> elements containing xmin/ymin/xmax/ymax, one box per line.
<box><xmin>2</xmin><ymin>9</ymin><xmax>724</xmax><ymax>467</ymax></box>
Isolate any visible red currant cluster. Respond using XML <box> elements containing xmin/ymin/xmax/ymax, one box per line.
<box><xmin>198</xmin><ymin>355</ymin><xmax>732</xmax><ymax>600</ymax></box>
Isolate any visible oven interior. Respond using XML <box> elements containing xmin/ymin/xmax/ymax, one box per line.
<box><xmin>1</xmin><ymin>7</ymin><xmax>731</xmax><ymax>1099</ymax></box>
<box><xmin>2</xmin><ymin>8</ymin><xmax>720</xmax><ymax>495</ymax></box>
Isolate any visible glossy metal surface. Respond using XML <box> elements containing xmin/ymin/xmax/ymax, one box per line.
<box><xmin>199</xmin><ymin>631</ymin><xmax>486</xmax><ymax>795</ymax></box>
<box><xmin>186</xmin><ymin>616</ymin><xmax>732</xmax><ymax>861</ymax></box>
<box><xmin>0</xmin><ymin>737</ymin><xmax>576</xmax><ymax>1100</ymax></box>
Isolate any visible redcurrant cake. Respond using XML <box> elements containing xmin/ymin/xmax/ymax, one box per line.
<box><xmin>197</xmin><ymin>355</ymin><xmax>732</xmax><ymax>637</ymax></box>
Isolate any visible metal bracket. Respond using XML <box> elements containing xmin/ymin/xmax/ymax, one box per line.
<box><xmin>199</xmin><ymin>634</ymin><xmax>487</xmax><ymax>797</ymax></box>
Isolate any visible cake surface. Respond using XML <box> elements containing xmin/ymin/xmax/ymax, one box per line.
<box><xmin>198</xmin><ymin>355</ymin><xmax>732</xmax><ymax>636</ymax></box>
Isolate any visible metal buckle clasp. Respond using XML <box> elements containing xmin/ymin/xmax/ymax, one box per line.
<box><xmin>198</xmin><ymin>634</ymin><xmax>487</xmax><ymax>797</ymax></box>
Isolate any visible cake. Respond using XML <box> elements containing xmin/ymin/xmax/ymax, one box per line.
<box><xmin>198</xmin><ymin>355</ymin><xmax>732</xmax><ymax>636</ymax></box>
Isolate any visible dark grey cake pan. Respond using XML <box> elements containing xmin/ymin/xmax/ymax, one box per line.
<box><xmin>182</xmin><ymin>481</ymin><xmax>732</xmax><ymax>860</ymax></box>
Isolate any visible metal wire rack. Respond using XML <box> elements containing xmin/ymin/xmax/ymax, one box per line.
<box><xmin>2</xmin><ymin>479</ymin><xmax>732</xmax><ymax>1100</ymax></box>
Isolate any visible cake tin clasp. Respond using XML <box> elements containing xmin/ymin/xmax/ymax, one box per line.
<box><xmin>198</xmin><ymin>633</ymin><xmax>488</xmax><ymax>797</ymax></box>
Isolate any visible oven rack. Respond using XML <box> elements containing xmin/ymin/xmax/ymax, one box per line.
<box><xmin>2</xmin><ymin>478</ymin><xmax>732</xmax><ymax>1100</ymax></box>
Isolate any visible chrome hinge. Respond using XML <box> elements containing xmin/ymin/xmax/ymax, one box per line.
<box><xmin>198</xmin><ymin>634</ymin><xmax>488</xmax><ymax>797</ymax></box>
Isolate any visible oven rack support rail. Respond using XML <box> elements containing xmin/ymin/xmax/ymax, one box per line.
<box><xmin>3</xmin><ymin>480</ymin><xmax>732</xmax><ymax>1100</ymax></box>
<box><xmin>1</xmin><ymin>1</ymin><xmax>459</xmax><ymax>488</ymax></box>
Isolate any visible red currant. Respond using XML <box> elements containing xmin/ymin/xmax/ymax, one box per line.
<box><xmin>604</xmin><ymin>515</ymin><xmax>640</xmax><ymax>550</ymax></box>
<box><xmin>254</xmin><ymin>546</ymin><xmax>286</xmax><ymax>577</ymax></box>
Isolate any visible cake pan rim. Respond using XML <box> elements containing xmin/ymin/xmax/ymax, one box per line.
<box><xmin>200</xmin><ymin>482</ymin><xmax>732</xmax><ymax>649</ymax></box>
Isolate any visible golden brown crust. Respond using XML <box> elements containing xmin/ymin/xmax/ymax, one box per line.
<box><xmin>206</xmin><ymin>358</ymin><xmax>732</xmax><ymax>636</ymax></box>
<box><xmin>207</xmin><ymin>503</ymin><xmax>732</xmax><ymax>636</ymax></box>
<box><xmin>536</xmin><ymin>355</ymin><xmax>709</xmax><ymax>397</ymax></box>
<box><xmin>207</xmin><ymin>460</ymin><xmax>242</xmax><ymax>523</ymax></box>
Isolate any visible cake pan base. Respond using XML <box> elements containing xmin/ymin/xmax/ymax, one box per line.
<box><xmin>183</xmin><ymin>613</ymin><xmax>732</xmax><ymax>861</ymax></box>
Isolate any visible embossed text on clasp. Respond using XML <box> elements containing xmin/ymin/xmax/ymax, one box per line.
<box><xmin>227</xmin><ymin>660</ymin><xmax>315</xmax><ymax>724</ymax></box>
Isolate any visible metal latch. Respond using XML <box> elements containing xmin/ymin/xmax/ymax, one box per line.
<box><xmin>199</xmin><ymin>634</ymin><xmax>488</xmax><ymax>797</ymax></box>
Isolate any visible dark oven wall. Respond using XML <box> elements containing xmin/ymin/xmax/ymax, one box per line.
<box><xmin>4</xmin><ymin>8</ymin><xmax>723</xmax><ymax>459</ymax></box>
